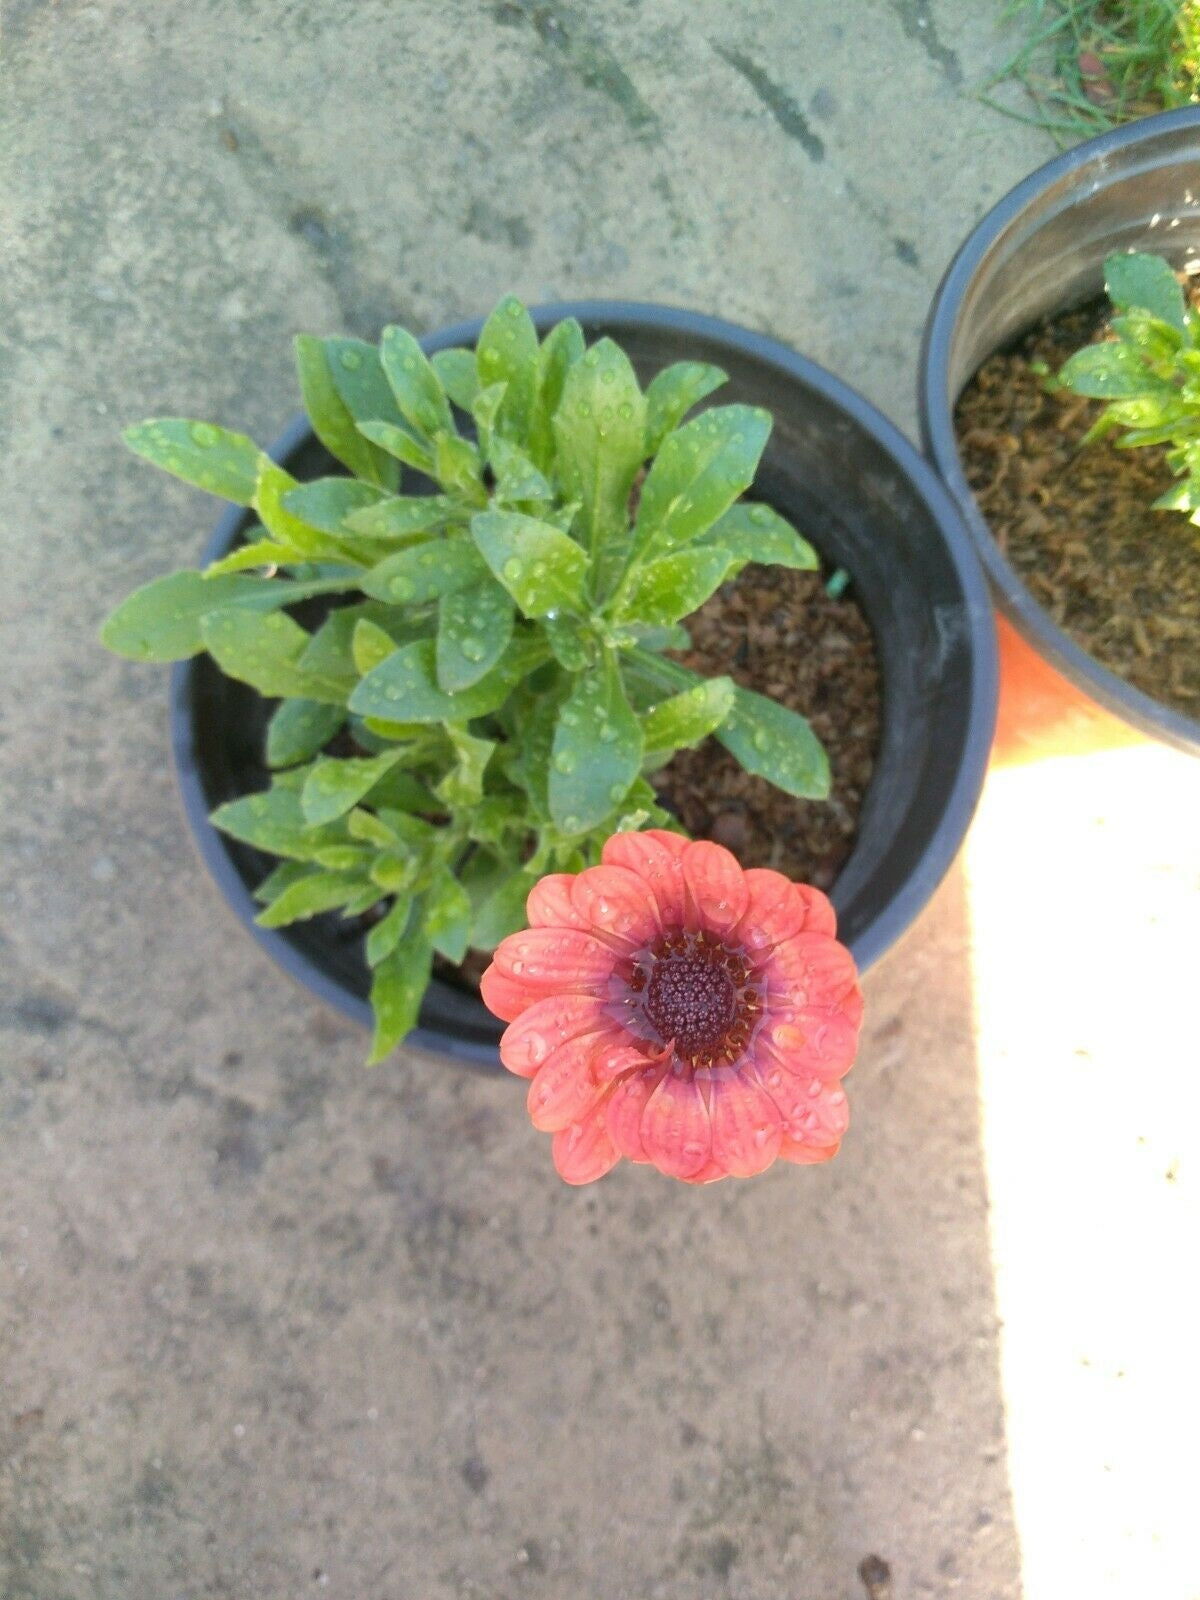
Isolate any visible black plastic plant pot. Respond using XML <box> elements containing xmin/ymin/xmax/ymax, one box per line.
<box><xmin>920</xmin><ymin>105</ymin><xmax>1200</xmax><ymax>757</ymax></box>
<box><xmin>171</xmin><ymin>302</ymin><xmax>998</xmax><ymax>1069</ymax></box>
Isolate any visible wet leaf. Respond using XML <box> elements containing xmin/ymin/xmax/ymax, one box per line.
<box><xmin>361</xmin><ymin>537</ymin><xmax>488</xmax><ymax>605</ymax></box>
<box><xmin>380</xmin><ymin>324</ymin><xmax>455</xmax><ymax>439</ymax></box>
<box><xmin>349</xmin><ymin>634</ymin><xmax>546</xmax><ymax>723</ymax></box>
<box><xmin>471</xmin><ymin>509</ymin><xmax>589</xmax><ymax>616</ymax></box>
<box><xmin>342</xmin><ymin>494</ymin><xmax>458</xmax><ymax>542</ymax></box>
<box><xmin>422</xmin><ymin>869</ymin><xmax>473</xmax><ymax>963</ymax></box>
<box><xmin>430</xmin><ymin>347</ymin><xmax>480</xmax><ymax>411</ymax></box>
<box><xmin>436</xmin><ymin>579</ymin><xmax>515</xmax><ymax>691</ymax></box>
<box><xmin>615</xmin><ymin>546</ymin><xmax>732</xmax><ymax>626</ymax></box>
<box><xmin>367</xmin><ymin>935</ymin><xmax>434</xmax><ymax>1062</ymax></box>
<box><xmin>123</xmin><ymin>419</ymin><xmax>267</xmax><ymax>505</ymax></box>
<box><xmin>366</xmin><ymin>894</ymin><xmax>414</xmax><ymax>966</ymax></box>
<box><xmin>295</xmin><ymin>334</ymin><xmax>398</xmax><ymax>489</ymax></box>
<box><xmin>301</xmin><ymin>749</ymin><xmax>407</xmax><ymax>825</ymax></box>
<box><xmin>100</xmin><ymin>570</ymin><xmax>353</xmax><ymax>662</ymax></box>
<box><xmin>475</xmin><ymin>295</ymin><xmax>539</xmax><ymax>442</ymax></box>
<box><xmin>644</xmin><ymin>361</ymin><xmax>728</xmax><ymax>454</ymax></box>
<box><xmin>199</xmin><ymin>609</ymin><xmax>346</xmax><ymax>703</ymax></box>
<box><xmin>356</xmin><ymin>419</ymin><xmax>435</xmax><ymax>473</ymax></box>
<box><xmin>1106</xmin><ymin>251</ymin><xmax>1186</xmax><ymax>333</ymax></box>
<box><xmin>633</xmin><ymin>404</ymin><xmax>771</xmax><ymax>560</ymax></box>
<box><xmin>549</xmin><ymin>655</ymin><xmax>643</xmax><ymax>831</ymax></box>
<box><xmin>1058</xmin><ymin>341</ymin><xmax>1176</xmax><ymax>400</ymax></box>
<box><xmin>266</xmin><ymin>699</ymin><xmax>345</xmax><ymax>768</ymax></box>
<box><xmin>530</xmin><ymin>317</ymin><xmax>586</xmax><ymax>468</ymax></box>
<box><xmin>641</xmin><ymin>677</ymin><xmax>735</xmax><ymax>753</ymax></box>
<box><xmin>256</xmin><ymin>870</ymin><xmax>370</xmax><ymax>928</ymax></box>
<box><xmin>699</xmin><ymin>502</ymin><xmax>819</xmax><ymax>575</ymax></box>
<box><xmin>717</xmin><ymin>685</ymin><xmax>829</xmax><ymax>800</ymax></box>
<box><xmin>281</xmin><ymin>477</ymin><xmax>388</xmax><ymax>534</ymax></box>
<box><xmin>552</xmin><ymin>338</ymin><xmax>647</xmax><ymax>561</ymax></box>
<box><xmin>211</xmin><ymin>787</ymin><xmax>342</xmax><ymax>860</ymax></box>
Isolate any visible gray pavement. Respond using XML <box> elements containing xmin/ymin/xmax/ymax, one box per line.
<box><xmin>1</xmin><ymin>4</ymin><xmax>1054</xmax><ymax>1596</ymax></box>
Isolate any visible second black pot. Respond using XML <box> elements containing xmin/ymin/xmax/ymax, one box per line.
<box><xmin>172</xmin><ymin>302</ymin><xmax>998</xmax><ymax>1067</ymax></box>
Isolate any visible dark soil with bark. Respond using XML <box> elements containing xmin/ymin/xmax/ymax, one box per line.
<box><xmin>955</xmin><ymin>292</ymin><xmax>1200</xmax><ymax>718</ymax></box>
<box><xmin>655</xmin><ymin>561</ymin><xmax>882</xmax><ymax>893</ymax></box>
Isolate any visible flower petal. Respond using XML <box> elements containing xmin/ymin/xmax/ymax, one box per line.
<box><xmin>480</xmin><ymin>964</ymin><xmax>537</xmax><ymax>1022</ymax></box>
<box><xmin>527</xmin><ymin>1032</ymin><xmax>621</xmax><ymax>1131</ymax></box>
<box><xmin>526</xmin><ymin>873</ymin><xmax>590</xmax><ymax>930</ymax></box>
<box><xmin>678</xmin><ymin>1158</ymin><xmax>728</xmax><ymax>1185</ymax></box>
<box><xmin>762</xmin><ymin>1008</ymin><xmax>860</xmax><ymax>1079</ymax></box>
<box><xmin>777</xmin><ymin>1136</ymin><xmax>841</xmax><ymax>1166</ymax></box>
<box><xmin>493</xmin><ymin>927</ymin><xmax>617</xmax><ymax>991</ymax></box>
<box><xmin>682</xmin><ymin>841</ymin><xmax>749</xmax><ymax>936</ymax></box>
<box><xmin>751</xmin><ymin>1055</ymin><xmax>850</xmax><ymax>1151</ymax></box>
<box><xmin>600</xmin><ymin>829</ymin><xmax>688</xmax><ymax>928</ymax></box>
<box><xmin>707</xmin><ymin>1069</ymin><xmax>783</xmax><ymax>1177</ymax></box>
<box><xmin>605</xmin><ymin>1064</ymin><xmax>667</xmax><ymax>1161</ymax></box>
<box><xmin>639</xmin><ymin>1068</ymin><xmax>713</xmax><ymax>1179</ymax></box>
<box><xmin>738</xmin><ymin>869</ymin><xmax>830</xmax><ymax>954</ymax></box>
<box><xmin>499</xmin><ymin>994</ymin><xmax>612</xmax><ymax>1078</ymax></box>
<box><xmin>570</xmin><ymin>864</ymin><xmax>661</xmax><ymax>946</ymax></box>
<box><xmin>764</xmin><ymin>932</ymin><xmax>860</xmax><ymax>1009</ymax></box>
<box><xmin>552</xmin><ymin>1111</ymin><xmax>620</xmax><ymax>1185</ymax></box>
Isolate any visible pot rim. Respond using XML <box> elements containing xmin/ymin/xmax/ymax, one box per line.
<box><xmin>919</xmin><ymin>105</ymin><xmax>1200</xmax><ymax>754</ymax></box>
<box><xmin>172</xmin><ymin>300</ymin><xmax>998</xmax><ymax>1060</ymax></box>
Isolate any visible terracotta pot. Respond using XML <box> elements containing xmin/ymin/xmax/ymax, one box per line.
<box><xmin>919</xmin><ymin>106</ymin><xmax>1200</xmax><ymax>763</ymax></box>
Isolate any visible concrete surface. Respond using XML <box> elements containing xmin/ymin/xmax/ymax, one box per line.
<box><xmin>3</xmin><ymin>3</ymin><xmax>1163</xmax><ymax>1597</ymax></box>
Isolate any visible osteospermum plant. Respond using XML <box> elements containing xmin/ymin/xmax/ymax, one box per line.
<box><xmin>1056</xmin><ymin>250</ymin><xmax>1200</xmax><ymax>523</ymax></box>
<box><xmin>103</xmin><ymin>297</ymin><xmax>857</xmax><ymax>1164</ymax></box>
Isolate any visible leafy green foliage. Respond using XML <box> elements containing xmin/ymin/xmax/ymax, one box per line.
<box><xmin>104</xmin><ymin>298</ymin><xmax>836</xmax><ymax>1059</ymax></box>
<box><xmin>1058</xmin><ymin>252</ymin><xmax>1200</xmax><ymax>520</ymax></box>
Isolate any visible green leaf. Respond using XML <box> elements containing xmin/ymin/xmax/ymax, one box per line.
<box><xmin>348</xmin><ymin>808</ymin><xmax>401</xmax><ymax>848</ymax></box>
<box><xmin>343</xmin><ymin>494</ymin><xmax>457</xmax><ymax>541</ymax></box>
<box><xmin>366</xmin><ymin>895</ymin><xmax>414</xmax><ymax>967</ymax></box>
<box><xmin>123</xmin><ymin>419</ymin><xmax>266</xmax><ymax>505</ymax></box>
<box><xmin>542</xmin><ymin>612</ymin><xmax>593</xmax><ymax>670</ymax></box>
<box><xmin>299</xmin><ymin>604</ymin><xmax>402</xmax><ymax>686</ymax></box>
<box><xmin>380</xmin><ymin>324</ymin><xmax>455</xmax><ymax>439</ymax></box>
<box><xmin>436</xmin><ymin>580</ymin><xmax>515</xmax><ymax>691</ymax></box>
<box><xmin>203</xmin><ymin>540</ymin><xmax>292</xmax><ymax>576</ymax></box>
<box><xmin>348</xmin><ymin>634</ymin><xmax>546</xmax><ymax>723</ymax></box>
<box><xmin>489</xmin><ymin>435</ymin><xmax>553</xmax><ymax>504</ymax></box>
<box><xmin>281</xmin><ymin>478</ymin><xmax>387</xmax><ymax>534</ymax></box>
<box><xmin>530</xmin><ymin>317</ymin><xmax>586</xmax><ymax>469</ymax></box>
<box><xmin>1111</xmin><ymin>310</ymin><xmax>1185</xmax><ymax>364</ymax></box>
<box><xmin>367</xmin><ymin>935</ymin><xmax>433</xmax><ymax>1063</ymax></box>
<box><xmin>422</xmin><ymin>870</ymin><xmax>473</xmax><ymax>963</ymax></box>
<box><xmin>644</xmin><ymin>362</ymin><xmax>728</xmax><ymax>454</ymax></box>
<box><xmin>699</xmin><ymin>502</ymin><xmax>819</xmax><ymax>575</ymax></box>
<box><xmin>294</xmin><ymin>334</ymin><xmax>398</xmax><ymax>490</ymax></box>
<box><xmin>471</xmin><ymin>382</ymin><xmax>508</xmax><ymax>457</ymax></box>
<box><xmin>199</xmin><ymin>609</ymin><xmax>345</xmax><ymax>704</ymax></box>
<box><xmin>433</xmin><ymin>433</ymin><xmax>484</xmax><ymax>498</ymax></box>
<box><xmin>1105</xmin><ymin>251</ymin><xmax>1186</xmax><ymax>333</ymax></box>
<box><xmin>430</xmin><ymin>347</ymin><xmax>480</xmax><ymax>411</ymax></box>
<box><xmin>471</xmin><ymin>509</ymin><xmax>589</xmax><ymax>616</ymax></box>
<box><xmin>355</xmin><ymin>419</ymin><xmax>435</xmax><ymax>473</ymax></box>
<box><xmin>254</xmin><ymin>460</ymin><xmax>361</xmax><ymax>561</ymax></box>
<box><xmin>100</xmin><ymin>570</ymin><xmax>353</xmax><ymax>663</ymax></box>
<box><xmin>266</xmin><ymin>699</ymin><xmax>345</xmax><ymax>768</ymax></box>
<box><xmin>256</xmin><ymin>871</ymin><xmax>368</xmax><ymax>929</ymax></box>
<box><xmin>1058</xmin><ymin>342</ymin><xmax>1176</xmax><ymax>400</ymax></box>
<box><xmin>361</xmin><ymin>537</ymin><xmax>488</xmax><ymax>605</ymax></box>
<box><xmin>325</xmin><ymin>336</ymin><xmax>409</xmax><ymax>427</ymax></box>
<box><xmin>616</xmin><ymin>547</ymin><xmax>732</xmax><ymax>626</ymax></box>
<box><xmin>212</xmin><ymin>788</ymin><xmax>342</xmax><ymax>860</ymax></box>
<box><xmin>253</xmin><ymin>860</ymin><xmax>316</xmax><ymax>905</ymax></box>
<box><xmin>435</xmin><ymin>726</ymin><xmax>495</xmax><ymax>808</ymax></box>
<box><xmin>475</xmin><ymin>295</ymin><xmax>539</xmax><ymax>442</ymax></box>
<box><xmin>352</xmin><ymin>617</ymin><xmax>399</xmax><ymax>675</ymax></box>
<box><xmin>301</xmin><ymin>749</ymin><xmax>406</xmax><ymax>825</ymax></box>
<box><xmin>552</xmin><ymin>338</ymin><xmax>647</xmax><ymax>561</ymax></box>
<box><xmin>641</xmin><ymin>677</ymin><xmax>736</xmax><ymax>754</ymax></box>
<box><xmin>717</xmin><ymin>685</ymin><xmax>829</xmax><ymax>800</ymax></box>
<box><xmin>633</xmin><ymin>404</ymin><xmax>772</xmax><ymax>561</ymax></box>
<box><xmin>549</xmin><ymin>655</ymin><xmax>643</xmax><ymax>831</ymax></box>
<box><xmin>470</xmin><ymin>871</ymin><xmax>533</xmax><ymax>951</ymax></box>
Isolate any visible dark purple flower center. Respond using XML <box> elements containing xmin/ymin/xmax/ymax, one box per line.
<box><xmin>628</xmin><ymin>931</ymin><xmax>762</xmax><ymax>1067</ymax></box>
<box><xmin>646</xmin><ymin>953</ymin><xmax>736</xmax><ymax>1058</ymax></box>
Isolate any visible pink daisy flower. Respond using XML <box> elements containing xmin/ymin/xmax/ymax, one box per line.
<box><xmin>480</xmin><ymin>831</ymin><xmax>863</xmax><ymax>1186</ymax></box>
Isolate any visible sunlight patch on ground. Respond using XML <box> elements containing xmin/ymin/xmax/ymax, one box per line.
<box><xmin>964</xmin><ymin>742</ymin><xmax>1200</xmax><ymax>1600</ymax></box>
